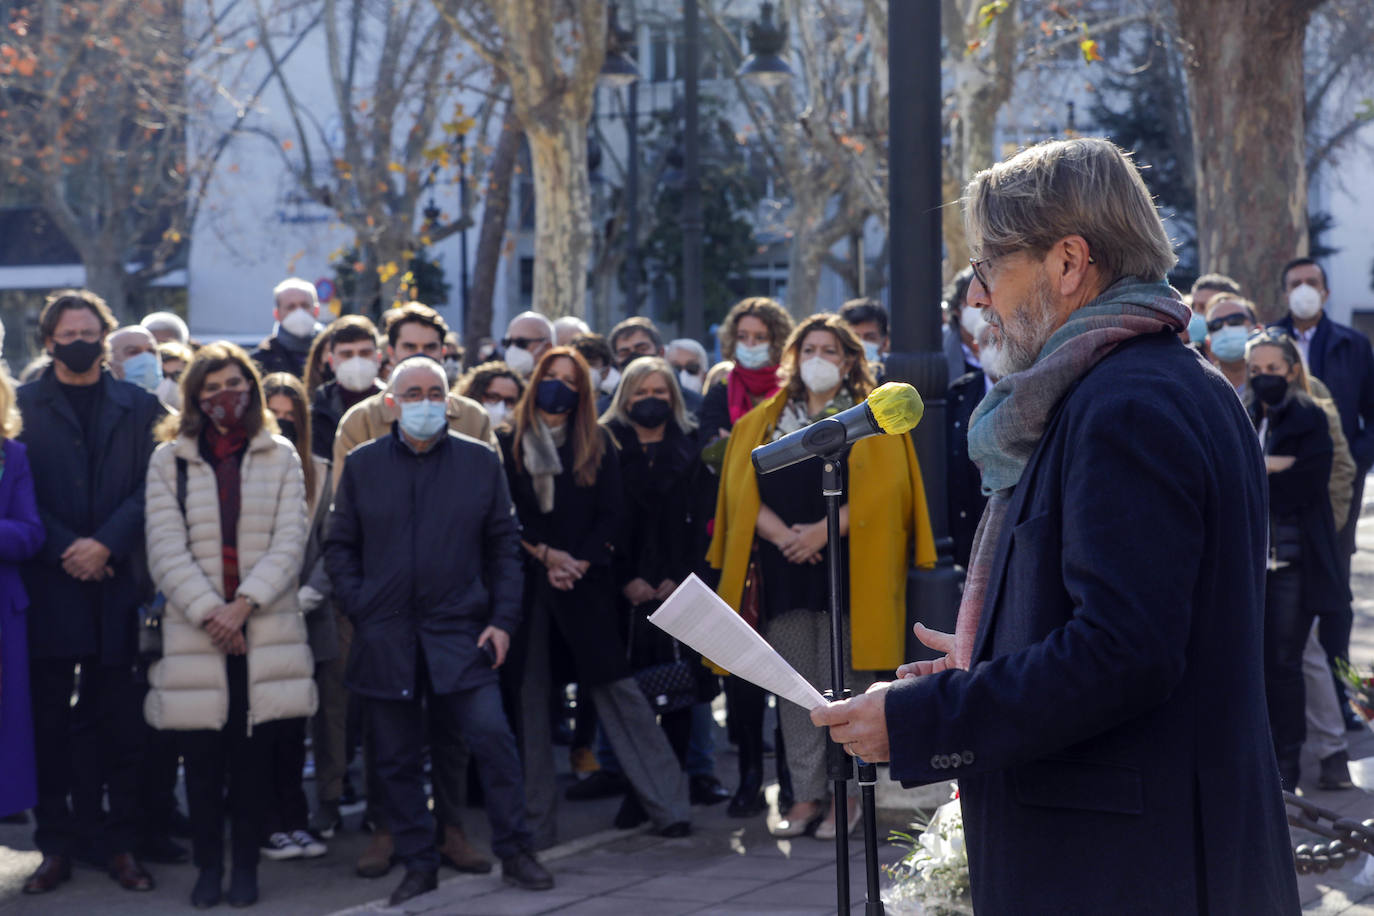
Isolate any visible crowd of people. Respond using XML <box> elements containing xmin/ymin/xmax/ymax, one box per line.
<box><xmin>0</xmin><ymin>209</ymin><xmax>1368</xmax><ymax>911</ymax></box>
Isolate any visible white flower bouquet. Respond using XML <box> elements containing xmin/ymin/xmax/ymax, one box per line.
<box><xmin>883</xmin><ymin>788</ymin><xmax>972</xmax><ymax>916</ymax></box>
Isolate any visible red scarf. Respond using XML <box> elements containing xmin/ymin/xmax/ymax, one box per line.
<box><xmin>204</xmin><ymin>424</ymin><xmax>247</xmax><ymax>595</ymax></box>
<box><xmin>726</xmin><ymin>364</ymin><xmax>780</xmax><ymax>424</ymax></box>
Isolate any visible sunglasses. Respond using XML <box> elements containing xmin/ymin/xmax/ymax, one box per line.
<box><xmin>1205</xmin><ymin>313</ymin><xmax>1251</xmax><ymax>334</ymax></box>
<box><xmin>501</xmin><ymin>336</ymin><xmax>547</xmax><ymax>350</ymax></box>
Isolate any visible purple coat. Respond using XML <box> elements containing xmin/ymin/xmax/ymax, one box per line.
<box><xmin>0</xmin><ymin>439</ymin><xmax>47</xmax><ymax>817</ymax></box>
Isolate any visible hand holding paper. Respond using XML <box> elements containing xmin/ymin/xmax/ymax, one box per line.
<box><xmin>648</xmin><ymin>574</ymin><xmax>827</xmax><ymax>711</ymax></box>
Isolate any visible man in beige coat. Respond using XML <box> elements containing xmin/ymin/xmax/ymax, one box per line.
<box><xmin>318</xmin><ymin>303</ymin><xmax>495</xmax><ymax>878</ymax></box>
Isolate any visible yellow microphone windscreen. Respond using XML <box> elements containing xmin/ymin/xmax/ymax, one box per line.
<box><xmin>867</xmin><ymin>382</ymin><xmax>924</xmax><ymax>435</ymax></box>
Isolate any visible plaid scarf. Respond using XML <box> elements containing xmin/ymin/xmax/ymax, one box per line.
<box><xmin>951</xmin><ymin>278</ymin><xmax>1189</xmax><ymax>668</ymax></box>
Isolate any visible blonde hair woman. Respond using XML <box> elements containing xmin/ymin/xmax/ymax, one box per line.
<box><xmin>144</xmin><ymin>342</ymin><xmax>314</xmax><ymax>908</ymax></box>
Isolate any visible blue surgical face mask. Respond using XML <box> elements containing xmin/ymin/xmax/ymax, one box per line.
<box><xmin>862</xmin><ymin>340</ymin><xmax>882</xmax><ymax>363</ymax></box>
<box><xmin>735</xmin><ymin>342</ymin><xmax>772</xmax><ymax>369</ymax></box>
<box><xmin>122</xmin><ymin>351</ymin><xmax>162</xmax><ymax>392</ymax></box>
<box><xmin>1187</xmin><ymin>312</ymin><xmax>1208</xmax><ymax>345</ymax></box>
<box><xmin>398</xmin><ymin>400</ymin><xmax>447</xmax><ymax>440</ymax></box>
<box><xmin>1209</xmin><ymin>325</ymin><xmax>1249</xmax><ymax>363</ymax></box>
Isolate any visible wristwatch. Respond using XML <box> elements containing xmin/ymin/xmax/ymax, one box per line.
<box><xmin>240</xmin><ymin>594</ymin><xmax>260</xmax><ymax>612</ymax></box>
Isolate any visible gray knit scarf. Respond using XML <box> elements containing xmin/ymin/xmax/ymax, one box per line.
<box><xmin>523</xmin><ymin>417</ymin><xmax>567</xmax><ymax>514</ymax></box>
<box><xmin>950</xmin><ymin>278</ymin><xmax>1190</xmax><ymax>668</ymax></box>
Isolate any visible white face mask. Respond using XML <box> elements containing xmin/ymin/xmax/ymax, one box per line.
<box><xmin>1288</xmin><ymin>284</ymin><xmax>1323</xmax><ymax>321</ymax></box>
<box><xmin>334</xmin><ymin>355</ymin><xmax>380</xmax><ymax>392</ymax></box>
<box><xmin>598</xmin><ymin>366</ymin><xmax>621</xmax><ymax>395</ymax></box>
<box><xmin>504</xmin><ymin>346</ymin><xmax>534</xmax><ymax>378</ymax></box>
<box><xmin>735</xmin><ymin>342</ymin><xmax>772</xmax><ymax>369</ymax></box>
<box><xmin>678</xmin><ymin>368</ymin><xmax>703</xmax><ymax>394</ymax></box>
<box><xmin>961</xmin><ymin>305</ymin><xmax>988</xmax><ymax>338</ymax></box>
<box><xmin>484</xmin><ymin>400</ymin><xmax>510</xmax><ymax>427</ymax></box>
<box><xmin>443</xmin><ymin>357</ymin><xmax>461</xmax><ymax>384</ymax></box>
<box><xmin>799</xmin><ymin>355</ymin><xmax>843</xmax><ymax>394</ymax></box>
<box><xmin>280</xmin><ymin>307</ymin><xmax>317</xmax><ymax>338</ymax></box>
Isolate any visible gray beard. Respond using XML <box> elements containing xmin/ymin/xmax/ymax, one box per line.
<box><xmin>981</xmin><ymin>275</ymin><xmax>1059</xmax><ymax>379</ymax></box>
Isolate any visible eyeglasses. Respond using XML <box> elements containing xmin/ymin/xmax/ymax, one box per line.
<box><xmin>501</xmin><ymin>336</ymin><xmax>547</xmax><ymax>350</ymax></box>
<box><xmin>1206</xmin><ymin>313</ymin><xmax>1252</xmax><ymax>333</ymax></box>
<box><xmin>969</xmin><ymin>250</ymin><xmax>1095</xmax><ymax>292</ymax></box>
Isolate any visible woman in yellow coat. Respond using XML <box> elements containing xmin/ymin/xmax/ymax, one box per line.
<box><xmin>707</xmin><ymin>313</ymin><xmax>935</xmax><ymax>839</ymax></box>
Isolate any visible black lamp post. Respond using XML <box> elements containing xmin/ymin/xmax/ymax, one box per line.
<box><xmin>599</xmin><ymin>2</ymin><xmax>642</xmax><ymax>317</ymax></box>
<box><xmin>680</xmin><ymin>0</ymin><xmax>704</xmax><ymax>341</ymax></box>
<box><xmin>884</xmin><ymin>0</ymin><xmax>961</xmax><ymax>651</ymax></box>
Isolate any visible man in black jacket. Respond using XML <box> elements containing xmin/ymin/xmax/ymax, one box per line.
<box><xmin>250</xmin><ymin>277</ymin><xmax>323</xmax><ymax>378</ymax></box>
<box><xmin>324</xmin><ymin>356</ymin><xmax>553</xmax><ymax>906</ymax></box>
<box><xmin>18</xmin><ymin>290</ymin><xmax>163</xmax><ymax>895</ymax></box>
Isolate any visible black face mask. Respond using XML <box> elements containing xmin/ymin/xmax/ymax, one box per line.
<box><xmin>1251</xmin><ymin>373</ymin><xmax>1289</xmax><ymax>407</ymax></box>
<box><xmin>628</xmin><ymin>396</ymin><xmax>672</xmax><ymax>429</ymax></box>
<box><xmin>52</xmin><ymin>339</ymin><xmax>103</xmax><ymax>374</ymax></box>
<box><xmin>277</xmin><ymin>418</ymin><xmax>298</xmax><ymax>443</ymax></box>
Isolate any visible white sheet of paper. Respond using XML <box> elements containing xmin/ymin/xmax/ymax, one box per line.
<box><xmin>649</xmin><ymin>573</ymin><xmax>828</xmax><ymax>711</ymax></box>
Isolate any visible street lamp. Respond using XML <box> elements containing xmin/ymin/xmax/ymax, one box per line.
<box><xmin>738</xmin><ymin>2</ymin><xmax>792</xmax><ymax>87</ymax></box>
<box><xmin>599</xmin><ymin>3</ymin><xmax>639</xmax><ymax>90</ymax></box>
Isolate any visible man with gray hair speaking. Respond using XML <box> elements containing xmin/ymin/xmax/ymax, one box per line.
<box><xmin>325</xmin><ymin>356</ymin><xmax>553</xmax><ymax>905</ymax></box>
<box><xmin>812</xmin><ymin>138</ymin><xmax>1298</xmax><ymax>913</ymax></box>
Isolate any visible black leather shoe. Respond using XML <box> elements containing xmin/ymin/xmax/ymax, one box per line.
<box><xmin>656</xmin><ymin>821</ymin><xmax>691</xmax><ymax>839</ymax></box>
<box><xmin>138</xmin><ymin>834</ymin><xmax>190</xmax><ymax>865</ymax></box>
<box><xmin>565</xmin><ymin>769</ymin><xmax>628</xmax><ymax>801</ymax></box>
<box><xmin>613</xmin><ymin>792</ymin><xmax>648</xmax><ymax>829</ymax></box>
<box><xmin>726</xmin><ymin>769</ymin><xmax>766</xmax><ymax>818</ymax></box>
<box><xmin>501</xmin><ymin>850</ymin><xmax>554</xmax><ymax>891</ymax></box>
<box><xmin>388</xmin><ymin>869</ymin><xmax>438</xmax><ymax>905</ymax></box>
<box><xmin>191</xmin><ymin>867</ymin><xmax>223</xmax><ymax>909</ymax></box>
<box><xmin>1319</xmin><ymin>750</ymin><xmax>1355</xmax><ymax>790</ymax></box>
<box><xmin>108</xmin><ymin>853</ymin><xmax>155</xmax><ymax>891</ymax></box>
<box><xmin>690</xmin><ymin>774</ymin><xmax>732</xmax><ymax>806</ymax></box>
<box><xmin>226</xmin><ymin>867</ymin><xmax>258</xmax><ymax>908</ymax></box>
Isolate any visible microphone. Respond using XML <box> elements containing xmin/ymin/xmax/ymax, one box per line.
<box><xmin>751</xmin><ymin>382</ymin><xmax>924</xmax><ymax>475</ymax></box>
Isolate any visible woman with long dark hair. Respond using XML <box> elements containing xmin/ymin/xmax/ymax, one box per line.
<box><xmin>145</xmin><ymin>342</ymin><xmax>315</xmax><ymax>907</ymax></box>
<box><xmin>497</xmin><ymin>346</ymin><xmax>690</xmax><ymax>846</ymax></box>
<box><xmin>708</xmin><ymin>314</ymin><xmax>935</xmax><ymax>839</ymax></box>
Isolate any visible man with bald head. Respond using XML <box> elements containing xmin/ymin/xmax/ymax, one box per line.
<box><xmin>325</xmin><ymin>356</ymin><xmax>553</xmax><ymax>905</ymax></box>
<box><xmin>500</xmin><ymin>311</ymin><xmax>554</xmax><ymax>378</ymax></box>
<box><xmin>107</xmin><ymin>326</ymin><xmax>162</xmax><ymax>393</ymax></box>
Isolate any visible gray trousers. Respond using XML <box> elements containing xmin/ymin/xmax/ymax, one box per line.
<box><xmin>518</xmin><ymin>594</ymin><xmax>689</xmax><ymax>848</ymax></box>
<box><xmin>765</xmin><ymin>608</ymin><xmax>871</xmax><ymax>803</ymax></box>
<box><xmin>1304</xmin><ymin>620</ymin><xmax>1348</xmax><ymax>761</ymax></box>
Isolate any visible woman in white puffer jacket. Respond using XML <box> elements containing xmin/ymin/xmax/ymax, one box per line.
<box><xmin>143</xmin><ymin>341</ymin><xmax>315</xmax><ymax>909</ymax></box>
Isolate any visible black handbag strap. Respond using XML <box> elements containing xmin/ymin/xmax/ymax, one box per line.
<box><xmin>175</xmin><ymin>456</ymin><xmax>187</xmax><ymax>518</ymax></box>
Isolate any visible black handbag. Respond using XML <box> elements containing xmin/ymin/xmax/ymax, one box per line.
<box><xmin>628</xmin><ymin>604</ymin><xmax>696</xmax><ymax>713</ymax></box>
<box><xmin>138</xmin><ymin>457</ymin><xmax>187</xmax><ymax>662</ymax></box>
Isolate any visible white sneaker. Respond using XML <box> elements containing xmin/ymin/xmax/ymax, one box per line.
<box><xmin>261</xmin><ymin>832</ymin><xmax>303</xmax><ymax>860</ymax></box>
<box><xmin>289</xmin><ymin>829</ymin><xmax>327</xmax><ymax>858</ymax></box>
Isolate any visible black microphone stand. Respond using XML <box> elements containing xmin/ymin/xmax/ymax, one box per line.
<box><xmin>819</xmin><ymin>450</ymin><xmax>884</xmax><ymax>916</ymax></box>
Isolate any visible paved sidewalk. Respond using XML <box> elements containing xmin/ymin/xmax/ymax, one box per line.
<box><xmin>329</xmin><ymin>789</ymin><xmax>913</xmax><ymax>916</ymax></box>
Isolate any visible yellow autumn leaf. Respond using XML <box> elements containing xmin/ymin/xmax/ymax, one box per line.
<box><xmin>977</xmin><ymin>1</ymin><xmax>1009</xmax><ymax>31</ymax></box>
<box><xmin>387</xmin><ymin>162</ymin><xmax>405</xmax><ymax>173</ymax></box>
<box><xmin>1080</xmin><ymin>38</ymin><xmax>1102</xmax><ymax>63</ymax></box>
<box><xmin>377</xmin><ymin>261</ymin><xmax>400</xmax><ymax>284</ymax></box>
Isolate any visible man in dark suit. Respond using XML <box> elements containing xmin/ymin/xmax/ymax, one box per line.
<box><xmin>18</xmin><ymin>290</ymin><xmax>164</xmax><ymax>895</ymax></box>
<box><xmin>813</xmin><ymin>139</ymin><xmax>1298</xmax><ymax>914</ymax></box>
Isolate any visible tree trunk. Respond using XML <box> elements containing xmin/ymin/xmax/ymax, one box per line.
<box><xmin>83</xmin><ymin>250</ymin><xmax>132</xmax><ymax>323</ymax></box>
<box><xmin>467</xmin><ymin>109</ymin><xmax>521</xmax><ymax>353</ymax></box>
<box><xmin>1174</xmin><ymin>0</ymin><xmax>1322</xmax><ymax>321</ymax></box>
<box><xmin>526</xmin><ymin>117</ymin><xmax>593</xmax><ymax>319</ymax></box>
